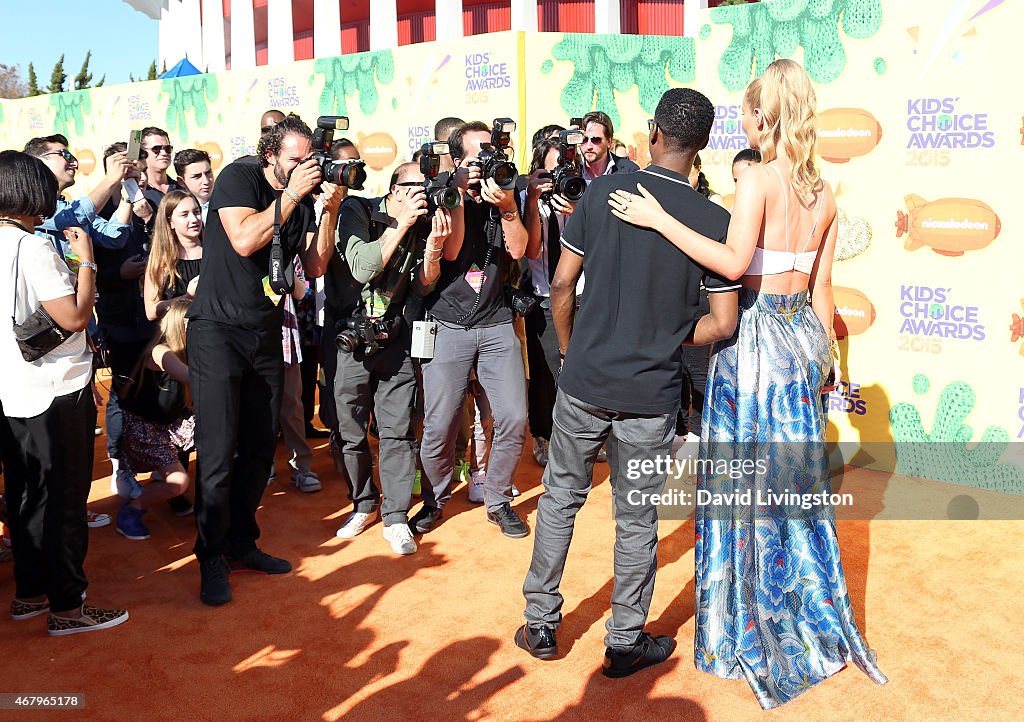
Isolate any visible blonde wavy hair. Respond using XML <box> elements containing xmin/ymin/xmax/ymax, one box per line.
<box><xmin>120</xmin><ymin>298</ymin><xmax>192</xmax><ymax>407</ymax></box>
<box><xmin>744</xmin><ymin>58</ymin><xmax>821</xmax><ymax>199</ymax></box>
<box><xmin>147</xmin><ymin>190</ymin><xmax>202</xmax><ymax>296</ymax></box>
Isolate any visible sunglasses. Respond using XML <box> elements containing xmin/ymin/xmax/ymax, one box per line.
<box><xmin>648</xmin><ymin>119</ymin><xmax>657</xmax><ymax>133</ymax></box>
<box><xmin>261</xmin><ymin>126</ymin><xmax>274</xmax><ymax>134</ymax></box>
<box><xmin>146</xmin><ymin>145</ymin><xmax>174</xmax><ymax>155</ymax></box>
<box><xmin>395</xmin><ymin>182</ymin><xmax>422</xmax><ymax>187</ymax></box>
<box><xmin>581</xmin><ymin>135</ymin><xmax>606</xmax><ymax>145</ymax></box>
<box><xmin>43</xmin><ymin>148</ymin><xmax>77</xmax><ymax>163</ymax></box>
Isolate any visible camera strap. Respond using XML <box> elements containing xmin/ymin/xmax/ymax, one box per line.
<box><xmin>456</xmin><ymin>207</ymin><xmax>498</xmax><ymax>328</ymax></box>
<box><xmin>268</xmin><ymin>195</ymin><xmax>296</xmax><ymax>297</ymax></box>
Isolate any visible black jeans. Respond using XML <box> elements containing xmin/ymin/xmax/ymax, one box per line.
<box><xmin>188</xmin><ymin>320</ymin><xmax>283</xmax><ymax>562</ymax></box>
<box><xmin>300</xmin><ymin>343</ymin><xmax>320</xmax><ymax>428</ymax></box>
<box><xmin>0</xmin><ymin>386</ymin><xmax>96</xmax><ymax>612</ymax></box>
<box><xmin>525</xmin><ymin>302</ymin><xmax>561</xmax><ymax>441</ymax></box>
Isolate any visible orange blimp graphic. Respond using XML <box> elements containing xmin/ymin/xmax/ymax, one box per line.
<box><xmin>195</xmin><ymin>142</ymin><xmax>224</xmax><ymax>171</ymax></box>
<box><xmin>357</xmin><ymin>132</ymin><xmax>398</xmax><ymax>171</ymax></box>
<box><xmin>832</xmin><ymin>286</ymin><xmax>876</xmax><ymax>338</ymax></box>
<box><xmin>896</xmin><ymin>195</ymin><xmax>1001</xmax><ymax>256</ymax></box>
<box><xmin>73</xmin><ymin>149</ymin><xmax>96</xmax><ymax>176</ymax></box>
<box><xmin>816</xmin><ymin>108</ymin><xmax>882</xmax><ymax>163</ymax></box>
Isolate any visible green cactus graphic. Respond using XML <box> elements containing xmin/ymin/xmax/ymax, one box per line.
<box><xmin>711</xmin><ymin>0</ymin><xmax>883</xmax><ymax>92</ymax></box>
<box><xmin>545</xmin><ymin>34</ymin><xmax>696</xmax><ymax>131</ymax></box>
<box><xmin>315</xmin><ymin>50</ymin><xmax>394</xmax><ymax>118</ymax></box>
<box><xmin>160</xmin><ymin>75</ymin><xmax>219</xmax><ymax>144</ymax></box>
<box><xmin>50</xmin><ymin>90</ymin><xmax>92</xmax><ymax>136</ymax></box>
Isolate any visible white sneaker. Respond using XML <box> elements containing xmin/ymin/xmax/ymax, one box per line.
<box><xmin>114</xmin><ymin>469</ymin><xmax>143</xmax><ymax>500</ymax></box>
<box><xmin>335</xmin><ymin>510</ymin><xmax>378</xmax><ymax>539</ymax></box>
<box><xmin>532</xmin><ymin>436</ymin><xmax>549</xmax><ymax>467</ymax></box>
<box><xmin>511</xmin><ymin>483</ymin><xmax>521</xmax><ymax>498</ymax></box>
<box><xmin>293</xmin><ymin>471</ymin><xmax>322</xmax><ymax>493</ymax></box>
<box><xmin>383</xmin><ymin>524</ymin><xmax>417</xmax><ymax>555</ymax></box>
<box><xmin>468</xmin><ymin>471</ymin><xmax>486</xmax><ymax>504</ymax></box>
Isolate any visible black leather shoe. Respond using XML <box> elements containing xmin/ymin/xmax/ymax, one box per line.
<box><xmin>602</xmin><ymin>633</ymin><xmax>676</xmax><ymax>678</ymax></box>
<box><xmin>227</xmin><ymin>548</ymin><xmax>292</xmax><ymax>575</ymax></box>
<box><xmin>514</xmin><ymin>624</ymin><xmax>558</xmax><ymax>660</ymax></box>
<box><xmin>486</xmin><ymin>503</ymin><xmax>529</xmax><ymax>538</ymax></box>
<box><xmin>305</xmin><ymin>424</ymin><xmax>331</xmax><ymax>439</ymax></box>
<box><xmin>199</xmin><ymin>557</ymin><xmax>232</xmax><ymax>606</ymax></box>
<box><xmin>409</xmin><ymin>506</ymin><xmax>443</xmax><ymax>534</ymax></box>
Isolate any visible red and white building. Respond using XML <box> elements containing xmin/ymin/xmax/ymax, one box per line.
<box><xmin>123</xmin><ymin>1</ymin><xmax>746</xmax><ymax>71</ymax></box>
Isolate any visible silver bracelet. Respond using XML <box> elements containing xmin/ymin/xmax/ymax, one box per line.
<box><xmin>77</xmin><ymin>261</ymin><xmax>98</xmax><ymax>272</ymax></box>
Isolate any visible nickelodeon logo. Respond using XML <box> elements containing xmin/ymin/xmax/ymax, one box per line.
<box><xmin>832</xmin><ymin>286</ymin><xmax>875</xmax><ymax>337</ymax></box>
<box><xmin>896</xmin><ymin>195</ymin><xmax>1001</xmax><ymax>256</ymax></box>
<box><xmin>72</xmin><ymin>148</ymin><xmax>96</xmax><ymax>175</ymax></box>
<box><xmin>194</xmin><ymin>142</ymin><xmax>224</xmax><ymax>170</ymax></box>
<box><xmin>356</xmin><ymin>132</ymin><xmax>398</xmax><ymax>171</ymax></box>
<box><xmin>816</xmin><ymin>108</ymin><xmax>882</xmax><ymax>163</ymax></box>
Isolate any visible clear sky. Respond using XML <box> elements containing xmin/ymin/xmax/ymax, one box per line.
<box><xmin>1</xmin><ymin>0</ymin><xmax>159</xmax><ymax>89</ymax></box>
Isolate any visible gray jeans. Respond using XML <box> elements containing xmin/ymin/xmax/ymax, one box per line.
<box><xmin>419</xmin><ymin>321</ymin><xmax>527</xmax><ymax>512</ymax></box>
<box><xmin>332</xmin><ymin>328</ymin><xmax>418</xmax><ymax>526</ymax></box>
<box><xmin>523</xmin><ymin>389</ymin><xmax>676</xmax><ymax>649</ymax></box>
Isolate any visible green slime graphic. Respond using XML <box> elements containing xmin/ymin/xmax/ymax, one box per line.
<box><xmin>550</xmin><ymin>34</ymin><xmax>696</xmax><ymax>131</ymax></box>
<box><xmin>160</xmin><ymin>75</ymin><xmax>219</xmax><ymax>144</ymax></box>
<box><xmin>50</xmin><ymin>90</ymin><xmax>92</xmax><ymax>137</ymax></box>
<box><xmin>890</xmin><ymin>375</ymin><xmax>1024</xmax><ymax>494</ymax></box>
<box><xmin>710</xmin><ymin>0</ymin><xmax>883</xmax><ymax>92</ymax></box>
<box><xmin>315</xmin><ymin>50</ymin><xmax>394</xmax><ymax>118</ymax></box>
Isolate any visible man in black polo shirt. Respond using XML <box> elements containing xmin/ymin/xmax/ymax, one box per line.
<box><xmin>412</xmin><ymin>120</ymin><xmax>533</xmax><ymax>539</ymax></box>
<box><xmin>186</xmin><ymin>116</ymin><xmax>341</xmax><ymax>606</ymax></box>
<box><xmin>515</xmin><ymin>88</ymin><xmax>740</xmax><ymax>676</ymax></box>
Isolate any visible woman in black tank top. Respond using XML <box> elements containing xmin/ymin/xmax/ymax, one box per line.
<box><xmin>144</xmin><ymin>190</ymin><xmax>203</xmax><ymax>321</ymax></box>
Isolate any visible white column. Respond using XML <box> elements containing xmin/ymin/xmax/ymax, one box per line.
<box><xmin>267</xmin><ymin>0</ymin><xmax>295</xmax><ymax>65</ymax></box>
<box><xmin>684</xmin><ymin>0</ymin><xmax>709</xmax><ymax>37</ymax></box>
<box><xmin>181</xmin><ymin>0</ymin><xmax>204</xmax><ymax>68</ymax></box>
<box><xmin>230</xmin><ymin>0</ymin><xmax>257</xmax><ymax>69</ymax></box>
<box><xmin>370</xmin><ymin>0</ymin><xmax>398</xmax><ymax>50</ymax></box>
<box><xmin>594</xmin><ymin>0</ymin><xmax>621</xmax><ymax>35</ymax></box>
<box><xmin>510</xmin><ymin>0</ymin><xmax>537</xmax><ymax>32</ymax></box>
<box><xmin>314</xmin><ymin>0</ymin><xmax>342</xmax><ymax>58</ymax></box>
<box><xmin>201</xmin><ymin>0</ymin><xmax>226</xmax><ymax>72</ymax></box>
<box><xmin>435</xmin><ymin>0</ymin><xmax>464</xmax><ymax>41</ymax></box>
<box><xmin>159</xmin><ymin>1</ymin><xmax>185</xmax><ymax>70</ymax></box>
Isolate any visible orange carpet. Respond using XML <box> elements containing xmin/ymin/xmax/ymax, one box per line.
<box><xmin>1</xmin><ymin>419</ymin><xmax>1021</xmax><ymax>720</ymax></box>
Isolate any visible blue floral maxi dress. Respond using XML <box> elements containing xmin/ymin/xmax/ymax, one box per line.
<box><xmin>694</xmin><ymin>288</ymin><xmax>887</xmax><ymax>709</ymax></box>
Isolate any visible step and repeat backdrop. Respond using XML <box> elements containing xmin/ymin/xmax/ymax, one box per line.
<box><xmin>1</xmin><ymin>0</ymin><xmax>1020</xmax><ymax>494</ymax></box>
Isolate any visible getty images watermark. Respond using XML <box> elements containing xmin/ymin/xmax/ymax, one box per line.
<box><xmin>623</xmin><ymin>454</ymin><xmax>856</xmax><ymax>515</ymax></box>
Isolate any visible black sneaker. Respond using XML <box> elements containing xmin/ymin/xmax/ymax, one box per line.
<box><xmin>166</xmin><ymin>495</ymin><xmax>194</xmax><ymax>517</ymax></box>
<box><xmin>409</xmin><ymin>506</ymin><xmax>442</xmax><ymax>534</ymax></box>
<box><xmin>486</xmin><ymin>503</ymin><xmax>529</xmax><ymax>538</ymax></box>
<box><xmin>199</xmin><ymin>557</ymin><xmax>232</xmax><ymax>607</ymax></box>
<box><xmin>227</xmin><ymin>548</ymin><xmax>292</xmax><ymax>575</ymax></box>
<box><xmin>514</xmin><ymin>624</ymin><xmax>558</xmax><ymax>660</ymax></box>
<box><xmin>602</xmin><ymin>632</ymin><xmax>677</xmax><ymax>678</ymax></box>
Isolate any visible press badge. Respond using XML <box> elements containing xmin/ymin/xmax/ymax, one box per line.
<box><xmin>366</xmin><ymin>289</ymin><xmax>394</xmax><ymax>318</ymax></box>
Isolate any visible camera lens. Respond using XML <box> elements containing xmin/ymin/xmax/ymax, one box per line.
<box><xmin>491</xmin><ymin>161</ymin><xmax>518</xmax><ymax>190</ymax></box>
<box><xmin>336</xmin><ymin>329</ymin><xmax>361</xmax><ymax>353</ymax></box>
<box><xmin>438</xmin><ymin>187</ymin><xmax>461</xmax><ymax>209</ymax></box>
<box><xmin>560</xmin><ymin>176</ymin><xmax>587</xmax><ymax>202</ymax></box>
<box><xmin>324</xmin><ymin>160</ymin><xmax>367</xmax><ymax>190</ymax></box>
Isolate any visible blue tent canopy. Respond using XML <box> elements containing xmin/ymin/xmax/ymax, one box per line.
<box><xmin>160</xmin><ymin>58</ymin><xmax>202</xmax><ymax>78</ymax></box>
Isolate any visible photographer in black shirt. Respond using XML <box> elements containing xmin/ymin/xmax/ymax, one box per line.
<box><xmin>325</xmin><ymin>161</ymin><xmax>461</xmax><ymax>555</ymax></box>
<box><xmin>185</xmin><ymin>116</ymin><xmax>341</xmax><ymax>606</ymax></box>
<box><xmin>412</xmin><ymin>120</ymin><xmax>535</xmax><ymax>539</ymax></box>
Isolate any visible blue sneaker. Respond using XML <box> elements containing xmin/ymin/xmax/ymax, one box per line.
<box><xmin>115</xmin><ymin>504</ymin><xmax>150</xmax><ymax>541</ymax></box>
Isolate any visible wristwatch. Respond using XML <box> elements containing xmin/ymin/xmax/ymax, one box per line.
<box><xmin>78</xmin><ymin>261</ymin><xmax>98</xmax><ymax>272</ymax></box>
<box><xmin>500</xmin><ymin>209</ymin><xmax>518</xmax><ymax>222</ymax></box>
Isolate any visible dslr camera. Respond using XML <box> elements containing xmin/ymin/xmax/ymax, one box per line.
<box><xmin>311</xmin><ymin>116</ymin><xmax>367</xmax><ymax>190</ymax></box>
<box><xmin>419</xmin><ymin>141</ymin><xmax>461</xmax><ymax>214</ymax></box>
<box><xmin>469</xmin><ymin>117</ymin><xmax>518</xmax><ymax>190</ymax></box>
<box><xmin>541</xmin><ymin>129</ymin><xmax>586</xmax><ymax>203</ymax></box>
<box><xmin>336</xmin><ymin>312</ymin><xmax>399</xmax><ymax>356</ymax></box>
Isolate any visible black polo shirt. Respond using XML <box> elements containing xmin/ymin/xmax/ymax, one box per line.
<box><xmin>558</xmin><ymin>164</ymin><xmax>739</xmax><ymax>415</ymax></box>
<box><xmin>425</xmin><ymin>197</ymin><xmax>519</xmax><ymax>328</ymax></box>
<box><xmin>187</xmin><ymin>160</ymin><xmax>316</xmax><ymax>332</ymax></box>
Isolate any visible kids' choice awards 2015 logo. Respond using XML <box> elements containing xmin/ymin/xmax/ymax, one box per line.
<box><xmin>905</xmin><ymin>97</ymin><xmax>996</xmax><ymax>166</ymax></box>
<box><xmin>898</xmin><ymin>285</ymin><xmax>985</xmax><ymax>346</ymax></box>
<box><xmin>708</xmin><ymin>105</ymin><xmax>749</xmax><ymax>150</ymax></box>
<box><xmin>407</xmin><ymin>125</ymin><xmax>432</xmax><ymax>154</ymax></box>
<box><xmin>267</xmin><ymin>76</ymin><xmax>300</xmax><ymax>108</ymax></box>
<box><xmin>464</xmin><ymin>52</ymin><xmax>511</xmax><ymax>104</ymax></box>
<box><xmin>832</xmin><ymin>287</ymin><xmax>876</xmax><ymax>338</ymax></box>
<box><xmin>128</xmin><ymin>95</ymin><xmax>151</xmax><ymax>122</ymax></box>
<box><xmin>827</xmin><ymin>381</ymin><xmax>868</xmax><ymax>416</ymax></box>
<box><xmin>895</xmin><ymin>195</ymin><xmax>1001</xmax><ymax>255</ymax></box>
<box><xmin>816</xmin><ymin>108</ymin><xmax>882</xmax><ymax>163</ymax></box>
